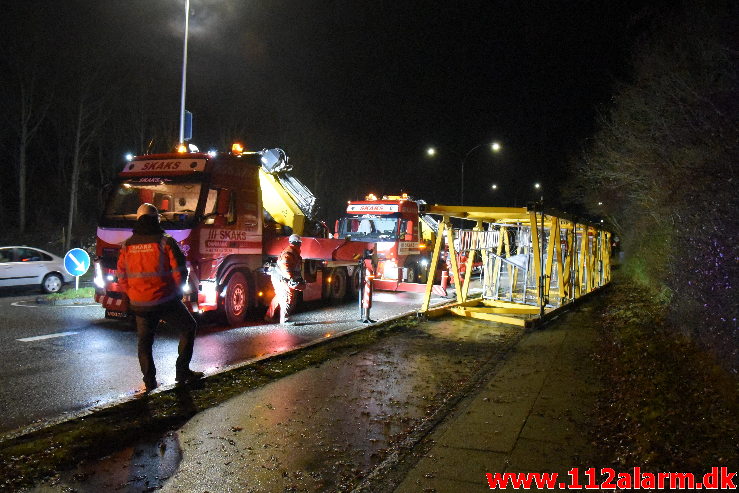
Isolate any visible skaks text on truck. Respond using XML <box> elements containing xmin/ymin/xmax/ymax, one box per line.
<box><xmin>94</xmin><ymin>144</ymin><xmax>372</xmax><ymax>326</ymax></box>
<box><xmin>336</xmin><ymin>193</ymin><xmax>449</xmax><ymax>295</ymax></box>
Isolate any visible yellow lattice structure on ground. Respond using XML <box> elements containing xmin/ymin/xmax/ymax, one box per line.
<box><xmin>419</xmin><ymin>205</ymin><xmax>611</xmax><ymax>327</ymax></box>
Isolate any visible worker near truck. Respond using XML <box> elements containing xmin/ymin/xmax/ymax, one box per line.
<box><xmin>265</xmin><ymin>234</ymin><xmax>305</xmax><ymax>324</ymax></box>
<box><xmin>117</xmin><ymin>203</ymin><xmax>203</xmax><ymax>392</ymax></box>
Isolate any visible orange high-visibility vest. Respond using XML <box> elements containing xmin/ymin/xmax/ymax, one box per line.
<box><xmin>276</xmin><ymin>244</ymin><xmax>302</xmax><ymax>280</ymax></box>
<box><xmin>117</xmin><ymin>234</ymin><xmax>187</xmax><ymax>310</ymax></box>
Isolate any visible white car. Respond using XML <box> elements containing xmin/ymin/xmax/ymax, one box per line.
<box><xmin>0</xmin><ymin>246</ymin><xmax>73</xmax><ymax>293</ymax></box>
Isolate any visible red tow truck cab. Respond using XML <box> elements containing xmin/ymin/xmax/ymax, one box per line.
<box><xmin>336</xmin><ymin>194</ymin><xmax>448</xmax><ymax>295</ymax></box>
<box><xmin>95</xmin><ymin>147</ymin><xmax>370</xmax><ymax>326</ymax></box>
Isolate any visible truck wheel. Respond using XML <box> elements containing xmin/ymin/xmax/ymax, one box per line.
<box><xmin>326</xmin><ymin>267</ymin><xmax>348</xmax><ymax>301</ymax></box>
<box><xmin>348</xmin><ymin>267</ymin><xmax>360</xmax><ymax>299</ymax></box>
<box><xmin>223</xmin><ymin>272</ymin><xmax>249</xmax><ymax>326</ymax></box>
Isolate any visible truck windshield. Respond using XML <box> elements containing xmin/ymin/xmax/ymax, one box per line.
<box><xmin>101</xmin><ymin>176</ymin><xmax>203</xmax><ymax>229</ymax></box>
<box><xmin>338</xmin><ymin>217</ymin><xmax>399</xmax><ymax>240</ymax></box>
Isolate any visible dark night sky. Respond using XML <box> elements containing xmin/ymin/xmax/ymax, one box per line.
<box><xmin>2</xmin><ymin>0</ymin><xmax>657</xmax><ymax>212</ymax></box>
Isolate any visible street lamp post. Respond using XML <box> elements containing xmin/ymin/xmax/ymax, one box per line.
<box><xmin>426</xmin><ymin>141</ymin><xmax>501</xmax><ymax>205</ymax></box>
<box><xmin>178</xmin><ymin>0</ymin><xmax>190</xmax><ymax>146</ymax></box>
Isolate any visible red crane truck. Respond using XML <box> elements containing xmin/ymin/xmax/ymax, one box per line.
<box><xmin>94</xmin><ymin>145</ymin><xmax>370</xmax><ymax>326</ymax></box>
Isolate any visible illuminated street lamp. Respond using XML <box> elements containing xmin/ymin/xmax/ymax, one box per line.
<box><xmin>425</xmin><ymin>141</ymin><xmax>502</xmax><ymax>205</ymax></box>
<box><xmin>533</xmin><ymin>182</ymin><xmax>542</xmax><ymax>201</ymax></box>
<box><xmin>491</xmin><ymin>183</ymin><xmax>498</xmax><ymax>190</ymax></box>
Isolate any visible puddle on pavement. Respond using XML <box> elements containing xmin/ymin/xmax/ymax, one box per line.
<box><xmin>29</xmin><ymin>317</ymin><xmax>522</xmax><ymax>492</ymax></box>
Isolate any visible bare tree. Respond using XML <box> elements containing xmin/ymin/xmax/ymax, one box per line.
<box><xmin>64</xmin><ymin>82</ymin><xmax>108</xmax><ymax>250</ymax></box>
<box><xmin>12</xmin><ymin>68</ymin><xmax>53</xmax><ymax>233</ymax></box>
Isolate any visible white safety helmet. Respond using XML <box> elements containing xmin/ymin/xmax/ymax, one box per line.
<box><xmin>288</xmin><ymin>234</ymin><xmax>302</xmax><ymax>244</ymax></box>
<box><xmin>137</xmin><ymin>203</ymin><xmax>159</xmax><ymax>219</ymax></box>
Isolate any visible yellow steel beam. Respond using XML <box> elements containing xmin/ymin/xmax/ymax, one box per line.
<box><xmin>479</xmin><ymin>304</ymin><xmax>541</xmax><ymax>314</ymax></box>
<box><xmin>449</xmin><ymin>307</ymin><xmax>529</xmax><ymax>326</ymax></box>
<box><xmin>491</xmin><ymin>226</ymin><xmax>505</xmax><ymax>298</ymax></box>
<box><xmin>587</xmin><ymin>228</ymin><xmax>597</xmax><ymax>293</ymax></box>
<box><xmin>446</xmin><ymin>222</ymin><xmax>463</xmax><ymax>304</ymax></box>
<box><xmin>561</xmin><ymin>223</ymin><xmax>574</xmax><ymax>301</ymax></box>
<box><xmin>420</xmin><ymin>218</ymin><xmax>447</xmax><ymax>313</ymax></box>
<box><xmin>529</xmin><ymin>210</ymin><xmax>542</xmax><ymax>308</ymax></box>
<box><xmin>422</xmin><ymin>297</ymin><xmax>483</xmax><ymax>317</ymax></box>
<box><xmin>425</xmin><ymin>205</ymin><xmax>530</xmax><ymax>223</ymax></box>
<box><xmin>544</xmin><ymin>215</ymin><xmax>558</xmax><ymax>298</ymax></box>
<box><xmin>577</xmin><ymin>225</ymin><xmax>586</xmax><ymax>298</ymax></box>
<box><xmin>461</xmin><ymin>221</ymin><xmax>482</xmax><ymax>302</ymax></box>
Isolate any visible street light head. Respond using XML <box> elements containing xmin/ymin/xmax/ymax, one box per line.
<box><xmin>426</xmin><ymin>147</ymin><xmax>436</xmax><ymax>157</ymax></box>
<box><xmin>534</xmin><ymin>182</ymin><xmax>541</xmax><ymax>189</ymax></box>
<box><xmin>491</xmin><ymin>141</ymin><xmax>501</xmax><ymax>152</ymax></box>
<box><xmin>491</xmin><ymin>183</ymin><xmax>498</xmax><ymax>190</ymax></box>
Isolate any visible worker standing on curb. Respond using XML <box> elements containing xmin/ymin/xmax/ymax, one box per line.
<box><xmin>117</xmin><ymin>203</ymin><xmax>203</xmax><ymax>392</ymax></box>
<box><xmin>359</xmin><ymin>248</ymin><xmax>377</xmax><ymax>323</ymax></box>
<box><xmin>265</xmin><ymin>234</ymin><xmax>305</xmax><ymax>325</ymax></box>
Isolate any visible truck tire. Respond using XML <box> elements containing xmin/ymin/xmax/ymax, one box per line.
<box><xmin>325</xmin><ymin>267</ymin><xmax>348</xmax><ymax>301</ymax></box>
<box><xmin>348</xmin><ymin>267</ymin><xmax>360</xmax><ymax>299</ymax></box>
<box><xmin>223</xmin><ymin>271</ymin><xmax>249</xmax><ymax>326</ymax></box>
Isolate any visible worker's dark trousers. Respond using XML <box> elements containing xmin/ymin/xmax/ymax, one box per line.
<box><xmin>135</xmin><ymin>300</ymin><xmax>198</xmax><ymax>383</ymax></box>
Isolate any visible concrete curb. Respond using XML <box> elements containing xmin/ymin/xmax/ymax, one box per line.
<box><xmin>35</xmin><ymin>297</ymin><xmax>95</xmax><ymax>306</ymax></box>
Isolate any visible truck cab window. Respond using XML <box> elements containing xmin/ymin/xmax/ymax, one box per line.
<box><xmin>204</xmin><ymin>188</ymin><xmax>236</xmax><ymax>225</ymax></box>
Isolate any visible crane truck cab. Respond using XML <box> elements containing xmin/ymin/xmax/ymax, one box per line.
<box><xmin>95</xmin><ymin>145</ymin><xmax>370</xmax><ymax>326</ymax></box>
<box><xmin>336</xmin><ymin>194</ymin><xmax>447</xmax><ymax>294</ymax></box>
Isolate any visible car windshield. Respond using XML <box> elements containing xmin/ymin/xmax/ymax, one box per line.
<box><xmin>338</xmin><ymin>217</ymin><xmax>399</xmax><ymax>240</ymax></box>
<box><xmin>101</xmin><ymin>176</ymin><xmax>203</xmax><ymax>229</ymax></box>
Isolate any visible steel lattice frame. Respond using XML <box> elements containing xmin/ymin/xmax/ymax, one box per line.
<box><xmin>419</xmin><ymin>205</ymin><xmax>611</xmax><ymax>327</ymax></box>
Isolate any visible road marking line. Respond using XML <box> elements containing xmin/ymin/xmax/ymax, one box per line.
<box><xmin>17</xmin><ymin>331</ymin><xmax>79</xmax><ymax>342</ymax></box>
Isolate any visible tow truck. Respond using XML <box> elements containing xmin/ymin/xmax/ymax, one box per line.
<box><xmin>94</xmin><ymin>145</ymin><xmax>370</xmax><ymax>326</ymax></box>
<box><xmin>336</xmin><ymin>193</ymin><xmax>448</xmax><ymax>295</ymax></box>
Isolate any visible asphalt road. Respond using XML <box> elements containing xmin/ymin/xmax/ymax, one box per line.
<box><xmin>0</xmin><ymin>287</ymin><xmax>443</xmax><ymax>436</ymax></box>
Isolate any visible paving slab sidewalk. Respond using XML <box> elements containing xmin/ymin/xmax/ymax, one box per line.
<box><xmin>393</xmin><ymin>304</ymin><xmax>600</xmax><ymax>492</ymax></box>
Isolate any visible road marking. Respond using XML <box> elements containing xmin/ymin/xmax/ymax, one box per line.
<box><xmin>11</xmin><ymin>301</ymin><xmax>98</xmax><ymax>308</ymax></box>
<box><xmin>10</xmin><ymin>301</ymin><xmax>39</xmax><ymax>307</ymax></box>
<box><xmin>17</xmin><ymin>331</ymin><xmax>79</xmax><ymax>342</ymax></box>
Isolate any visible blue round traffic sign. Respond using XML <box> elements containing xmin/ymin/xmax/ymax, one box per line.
<box><xmin>64</xmin><ymin>248</ymin><xmax>91</xmax><ymax>277</ymax></box>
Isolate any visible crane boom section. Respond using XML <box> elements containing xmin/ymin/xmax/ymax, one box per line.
<box><xmin>259</xmin><ymin>168</ymin><xmax>309</xmax><ymax>236</ymax></box>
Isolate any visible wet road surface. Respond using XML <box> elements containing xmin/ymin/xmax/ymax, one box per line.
<box><xmin>26</xmin><ymin>316</ymin><xmax>523</xmax><ymax>492</ymax></box>
<box><xmin>0</xmin><ymin>289</ymin><xmax>446</xmax><ymax>436</ymax></box>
